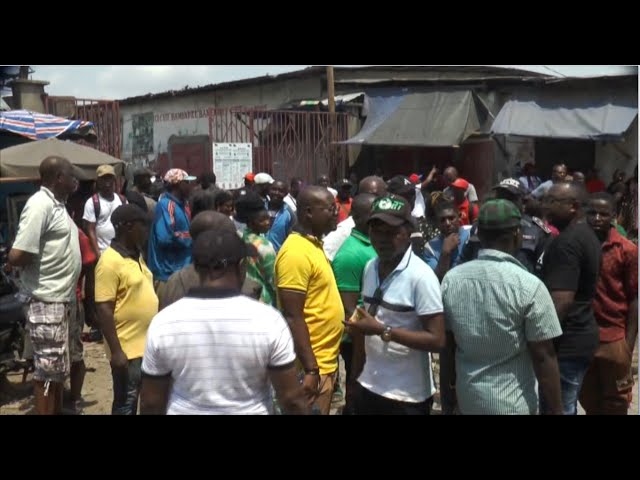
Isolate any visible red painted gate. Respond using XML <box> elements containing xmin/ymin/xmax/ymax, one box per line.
<box><xmin>208</xmin><ymin>108</ymin><xmax>351</xmax><ymax>183</ymax></box>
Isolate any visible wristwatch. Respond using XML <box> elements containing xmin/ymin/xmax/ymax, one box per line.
<box><xmin>381</xmin><ymin>325</ymin><xmax>393</xmax><ymax>342</ymax></box>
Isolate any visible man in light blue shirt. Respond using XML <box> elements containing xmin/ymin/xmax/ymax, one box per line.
<box><xmin>266</xmin><ymin>180</ymin><xmax>295</xmax><ymax>253</ymax></box>
<box><xmin>531</xmin><ymin>163</ymin><xmax>568</xmax><ymax>199</ymax></box>
<box><xmin>441</xmin><ymin>199</ymin><xmax>563</xmax><ymax>415</ymax></box>
<box><xmin>422</xmin><ymin>201</ymin><xmax>471</xmax><ymax>281</ymax></box>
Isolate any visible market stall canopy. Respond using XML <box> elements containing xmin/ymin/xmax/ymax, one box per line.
<box><xmin>340</xmin><ymin>88</ymin><xmax>492</xmax><ymax>147</ymax></box>
<box><xmin>0</xmin><ymin>137</ymin><xmax>124</xmax><ymax>180</ymax></box>
<box><xmin>0</xmin><ymin>109</ymin><xmax>97</xmax><ymax>142</ymax></box>
<box><xmin>490</xmin><ymin>87</ymin><xmax>638</xmax><ymax>141</ymax></box>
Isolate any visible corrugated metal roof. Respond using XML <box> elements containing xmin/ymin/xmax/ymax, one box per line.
<box><xmin>118</xmin><ymin>66</ymin><xmax>552</xmax><ymax>106</ymax></box>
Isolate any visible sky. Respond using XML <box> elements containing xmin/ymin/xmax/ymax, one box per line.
<box><xmin>24</xmin><ymin>65</ymin><xmax>639</xmax><ymax>101</ymax></box>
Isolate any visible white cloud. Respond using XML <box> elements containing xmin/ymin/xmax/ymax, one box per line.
<box><xmin>31</xmin><ymin>65</ymin><xmax>310</xmax><ymax>100</ymax></box>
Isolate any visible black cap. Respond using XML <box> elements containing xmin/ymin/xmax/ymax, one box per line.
<box><xmin>337</xmin><ymin>178</ymin><xmax>353</xmax><ymax>188</ymax></box>
<box><xmin>387</xmin><ymin>175</ymin><xmax>415</xmax><ymax>196</ymax></box>
<box><xmin>367</xmin><ymin>195</ymin><xmax>414</xmax><ymax>227</ymax></box>
<box><xmin>133</xmin><ymin>167</ymin><xmax>156</xmax><ymax>177</ymax></box>
<box><xmin>193</xmin><ymin>230</ymin><xmax>258</xmax><ymax>271</ymax></box>
<box><xmin>492</xmin><ymin>178</ymin><xmax>527</xmax><ymax>197</ymax></box>
<box><xmin>110</xmin><ymin>204</ymin><xmax>149</xmax><ymax>227</ymax></box>
<box><xmin>235</xmin><ymin>191</ymin><xmax>266</xmax><ymax>224</ymax></box>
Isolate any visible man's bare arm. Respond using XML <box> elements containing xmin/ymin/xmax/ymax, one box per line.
<box><xmin>528</xmin><ymin>339</ymin><xmax>563</xmax><ymax>415</ymax></box>
<box><xmin>140</xmin><ymin>375</ymin><xmax>171</xmax><ymax>415</ymax></box>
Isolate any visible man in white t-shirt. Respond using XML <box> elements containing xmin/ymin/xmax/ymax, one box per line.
<box><xmin>346</xmin><ymin>195</ymin><xmax>445</xmax><ymax>415</ymax></box>
<box><xmin>83</xmin><ymin>164</ymin><xmax>125</xmax><ymax>257</ymax></box>
<box><xmin>140</xmin><ymin>229</ymin><xmax>308</xmax><ymax>415</ymax></box>
<box><xmin>283</xmin><ymin>177</ymin><xmax>303</xmax><ymax>213</ymax></box>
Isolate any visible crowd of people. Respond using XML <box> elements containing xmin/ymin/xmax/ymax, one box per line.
<box><xmin>6</xmin><ymin>156</ymin><xmax>638</xmax><ymax>415</ymax></box>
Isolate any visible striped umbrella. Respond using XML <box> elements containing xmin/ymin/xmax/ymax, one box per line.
<box><xmin>0</xmin><ymin>109</ymin><xmax>95</xmax><ymax>141</ymax></box>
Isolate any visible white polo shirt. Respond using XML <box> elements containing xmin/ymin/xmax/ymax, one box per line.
<box><xmin>358</xmin><ymin>246</ymin><xmax>443</xmax><ymax>403</ymax></box>
<box><xmin>142</xmin><ymin>290</ymin><xmax>296</xmax><ymax>415</ymax></box>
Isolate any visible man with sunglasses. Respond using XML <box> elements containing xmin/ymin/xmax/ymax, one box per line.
<box><xmin>347</xmin><ymin>195</ymin><xmax>445</xmax><ymax>415</ymax></box>
<box><xmin>276</xmin><ymin>186</ymin><xmax>344</xmax><ymax>415</ymax></box>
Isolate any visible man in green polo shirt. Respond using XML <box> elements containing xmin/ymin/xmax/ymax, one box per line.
<box><xmin>331</xmin><ymin>193</ymin><xmax>378</xmax><ymax>414</ymax></box>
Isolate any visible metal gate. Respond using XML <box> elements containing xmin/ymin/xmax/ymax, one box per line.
<box><xmin>208</xmin><ymin>108</ymin><xmax>350</xmax><ymax>183</ymax></box>
<box><xmin>45</xmin><ymin>96</ymin><xmax>121</xmax><ymax>159</ymax></box>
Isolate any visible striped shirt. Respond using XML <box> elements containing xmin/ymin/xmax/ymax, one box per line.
<box><xmin>142</xmin><ymin>290</ymin><xmax>296</xmax><ymax>415</ymax></box>
<box><xmin>441</xmin><ymin>249</ymin><xmax>562</xmax><ymax>415</ymax></box>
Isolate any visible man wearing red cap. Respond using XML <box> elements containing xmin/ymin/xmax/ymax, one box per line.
<box><xmin>443</xmin><ymin>167</ymin><xmax>479</xmax><ymax>204</ymax></box>
<box><xmin>449</xmin><ymin>178</ymin><xmax>479</xmax><ymax>226</ymax></box>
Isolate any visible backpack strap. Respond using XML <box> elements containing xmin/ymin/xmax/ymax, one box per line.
<box><xmin>92</xmin><ymin>194</ymin><xmax>100</xmax><ymax>221</ymax></box>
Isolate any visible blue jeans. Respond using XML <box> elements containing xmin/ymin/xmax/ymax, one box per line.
<box><xmin>111</xmin><ymin>358</ymin><xmax>142</xmax><ymax>415</ymax></box>
<box><xmin>540</xmin><ymin>357</ymin><xmax>591</xmax><ymax>415</ymax></box>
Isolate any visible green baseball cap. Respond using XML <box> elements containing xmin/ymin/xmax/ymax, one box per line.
<box><xmin>368</xmin><ymin>195</ymin><xmax>414</xmax><ymax>227</ymax></box>
<box><xmin>478</xmin><ymin>199</ymin><xmax>522</xmax><ymax>231</ymax></box>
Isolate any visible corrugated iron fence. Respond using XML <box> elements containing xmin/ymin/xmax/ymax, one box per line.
<box><xmin>45</xmin><ymin>97</ymin><xmax>121</xmax><ymax>159</ymax></box>
<box><xmin>208</xmin><ymin>108</ymin><xmax>350</xmax><ymax>183</ymax></box>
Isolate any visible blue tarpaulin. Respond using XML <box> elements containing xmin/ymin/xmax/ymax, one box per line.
<box><xmin>0</xmin><ymin>109</ymin><xmax>95</xmax><ymax>141</ymax></box>
<box><xmin>491</xmin><ymin>88</ymin><xmax>638</xmax><ymax>141</ymax></box>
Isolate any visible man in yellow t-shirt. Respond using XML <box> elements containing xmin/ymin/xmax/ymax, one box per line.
<box><xmin>95</xmin><ymin>204</ymin><xmax>158</xmax><ymax>415</ymax></box>
<box><xmin>276</xmin><ymin>186</ymin><xmax>344</xmax><ymax>415</ymax></box>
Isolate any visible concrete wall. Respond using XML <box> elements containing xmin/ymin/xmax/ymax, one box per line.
<box><xmin>120</xmin><ymin>77</ymin><xmax>323</xmax><ymax>172</ymax></box>
<box><xmin>595</xmin><ymin>116</ymin><xmax>638</xmax><ymax>183</ymax></box>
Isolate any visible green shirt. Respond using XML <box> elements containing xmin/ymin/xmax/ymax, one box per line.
<box><xmin>332</xmin><ymin>229</ymin><xmax>377</xmax><ymax>342</ymax></box>
<box><xmin>242</xmin><ymin>230</ymin><xmax>277</xmax><ymax>306</ymax></box>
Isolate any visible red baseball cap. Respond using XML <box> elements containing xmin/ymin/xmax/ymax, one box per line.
<box><xmin>244</xmin><ymin>173</ymin><xmax>255</xmax><ymax>182</ymax></box>
<box><xmin>409</xmin><ymin>173</ymin><xmax>421</xmax><ymax>184</ymax></box>
<box><xmin>451</xmin><ymin>178</ymin><xmax>469</xmax><ymax>190</ymax></box>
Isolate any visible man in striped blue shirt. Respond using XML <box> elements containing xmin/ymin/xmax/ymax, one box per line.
<box><xmin>441</xmin><ymin>200</ymin><xmax>563</xmax><ymax>415</ymax></box>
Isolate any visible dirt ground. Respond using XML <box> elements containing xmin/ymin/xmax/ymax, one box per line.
<box><xmin>0</xmin><ymin>339</ymin><xmax>113</xmax><ymax>415</ymax></box>
<box><xmin>1</xmin><ymin>342</ymin><xmax>638</xmax><ymax>415</ymax></box>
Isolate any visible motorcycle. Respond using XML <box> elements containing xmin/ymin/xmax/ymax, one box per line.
<box><xmin>0</xmin><ymin>245</ymin><xmax>29</xmax><ymax>377</ymax></box>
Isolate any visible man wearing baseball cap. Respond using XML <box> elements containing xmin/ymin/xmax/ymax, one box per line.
<box><xmin>244</xmin><ymin>172</ymin><xmax>256</xmax><ymax>186</ymax></box>
<box><xmin>335</xmin><ymin>179</ymin><xmax>354</xmax><ymax>224</ymax></box>
<box><xmin>94</xmin><ymin>204</ymin><xmax>157</xmax><ymax>414</ymax></box>
<box><xmin>441</xmin><ymin>199</ymin><xmax>563</xmax><ymax>415</ymax></box>
<box><xmin>254</xmin><ymin>173</ymin><xmax>275</xmax><ymax>209</ymax></box>
<box><xmin>460</xmin><ymin>178</ymin><xmax>553</xmax><ymax>277</ymax></box>
<box><xmin>148</xmin><ymin>169</ymin><xmax>196</xmax><ymax>290</ymax></box>
<box><xmin>83</xmin><ymin>164</ymin><xmax>127</xmax><ymax>257</ymax></box>
<box><xmin>347</xmin><ymin>195</ymin><xmax>444</xmax><ymax>415</ymax></box>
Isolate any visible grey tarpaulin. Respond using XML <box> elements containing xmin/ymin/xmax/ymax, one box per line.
<box><xmin>491</xmin><ymin>87</ymin><xmax>638</xmax><ymax>141</ymax></box>
<box><xmin>0</xmin><ymin>137</ymin><xmax>125</xmax><ymax>180</ymax></box>
<box><xmin>341</xmin><ymin>88</ymin><xmax>491</xmax><ymax>147</ymax></box>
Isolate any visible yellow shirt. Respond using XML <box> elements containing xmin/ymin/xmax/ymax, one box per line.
<box><xmin>276</xmin><ymin>233</ymin><xmax>344</xmax><ymax>375</ymax></box>
<box><xmin>95</xmin><ymin>246</ymin><xmax>158</xmax><ymax>360</ymax></box>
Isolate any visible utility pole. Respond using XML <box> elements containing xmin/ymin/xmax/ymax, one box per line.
<box><xmin>326</xmin><ymin>66</ymin><xmax>336</xmax><ymax>113</ymax></box>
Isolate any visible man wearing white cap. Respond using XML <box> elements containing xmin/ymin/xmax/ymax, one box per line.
<box><xmin>254</xmin><ymin>172</ymin><xmax>275</xmax><ymax>210</ymax></box>
<box><xmin>148</xmin><ymin>169</ymin><xmax>196</xmax><ymax>292</ymax></box>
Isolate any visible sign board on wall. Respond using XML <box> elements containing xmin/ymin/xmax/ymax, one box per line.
<box><xmin>213</xmin><ymin>143</ymin><xmax>253</xmax><ymax>190</ymax></box>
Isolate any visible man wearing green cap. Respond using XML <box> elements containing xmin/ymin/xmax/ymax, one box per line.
<box><xmin>347</xmin><ymin>195</ymin><xmax>445</xmax><ymax>415</ymax></box>
<box><xmin>440</xmin><ymin>199</ymin><xmax>563</xmax><ymax>415</ymax></box>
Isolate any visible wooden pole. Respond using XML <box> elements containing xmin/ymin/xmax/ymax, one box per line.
<box><xmin>326</xmin><ymin>66</ymin><xmax>336</xmax><ymax>114</ymax></box>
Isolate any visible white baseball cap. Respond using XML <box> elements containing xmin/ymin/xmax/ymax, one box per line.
<box><xmin>254</xmin><ymin>173</ymin><xmax>275</xmax><ymax>185</ymax></box>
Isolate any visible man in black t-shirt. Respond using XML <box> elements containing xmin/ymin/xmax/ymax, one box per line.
<box><xmin>541</xmin><ymin>183</ymin><xmax>602</xmax><ymax>415</ymax></box>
